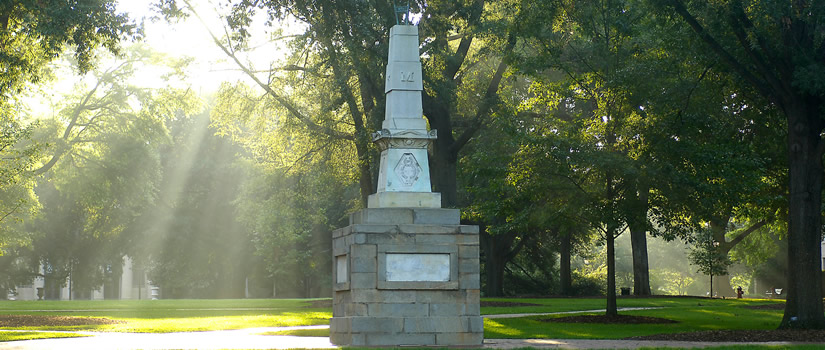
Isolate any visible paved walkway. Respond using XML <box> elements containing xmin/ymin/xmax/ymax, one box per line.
<box><xmin>0</xmin><ymin>330</ymin><xmax>812</xmax><ymax>350</ymax></box>
<box><xmin>0</xmin><ymin>327</ymin><xmax>335</xmax><ymax>350</ymax></box>
<box><xmin>0</xmin><ymin>309</ymin><xmax>819</xmax><ymax>349</ymax></box>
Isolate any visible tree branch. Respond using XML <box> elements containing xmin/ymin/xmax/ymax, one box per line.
<box><xmin>504</xmin><ymin>234</ymin><xmax>529</xmax><ymax>262</ymax></box>
<box><xmin>0</xmin><ymin>201</ymin><xmax>24</xmax><ymax>223</ymax></box>
<box><xmin>185</xmin><ymin>0</ymin><xmax>353</xmax><ymax>141</ymax></box>
<box><xmin>444</xmin><ymin>0</ymin><xmax>486</xmax><ymax>81</ymax></box>
<box><xmin>669</xmin><ymin>0</ymin><xmax>775</xmax><ymax>102</ymax></box>
<box><xmin>450</xmin><ymin>59</ymin><xmax>507</xmax><ymax>155</ymax></box>
<box><xmin>727</xmin><ymin>7</ymin><xmax>789</xmax><ymax>97</ymax></box>
<box><xmin>270</xmin><ymin>64</ymin><xmax>330</xmax><ymax>78</ymax></box>
<box><xmin>677</xmin><ymin>65</ymin><xmax>713</xmax><ymax>120</ymax></box>
<box><xmin>725</xmin><ymin>219</ymin><xmax>768</xmax><ymax>249</ymax></box>
<box><xmin>450</xmin><ymin>35</ymin><xmax>515</xmax><ymax>156</ymax></box>
<box><xmin>446</xmin><ymin>35</ymin><xmax>475</xmax><ymax>81</ymax></box>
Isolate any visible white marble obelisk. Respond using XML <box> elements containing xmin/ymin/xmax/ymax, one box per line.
<box><xmin>330</xmin><ymin>24</ymin><xmax>482</xmax><ymax>347</ymax></box>
<box><xmin>368</xmin><ymin>25</ymin><xmax>440</xmax><ymax>209</ymax></box>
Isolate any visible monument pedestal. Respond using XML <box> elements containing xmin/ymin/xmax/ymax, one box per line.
<box><xmin>330</xmin><ymin>208</ymin><xmax>482</xmax><ymax>346</ymax></box>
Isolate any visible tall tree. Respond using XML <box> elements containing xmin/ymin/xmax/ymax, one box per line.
<box><xmin>0</xmin><ymin>112</ymin><xmax>40</xmax><ymax>233</ymax></box>
<box><xmin>419</xmin><ymin>0</ymin><xmax>517</xmax><ymax>207</ymax></box>
<box><xmin>135</xmin><ymin>111</ymin><xmax>257</xmax><ymax>298</ymax></box>
<box><xmin>210</xmin><ymin>80</ymin><xmax>355</xmax><ymax>297</ymax></box>
<box><xmin>32</xmin><ymin>45</ymin><xmax>197</xmax><ymax>176</ymax></box>
<box><xmin>513</xmin><ymin>0</ymin><xmax>653</xmax><ymax>314</ymax></box>
<box><xmin>1</xmin><ymin>0</ymin><xmax>137</xmax><ymax>243</ymax></box>
<box><xmin>470</xmin><ymin>99</ymin><xmax>595</xmax><ymax>296</ymax></box>
<box><xmin>461</xmin><ymin>109</ymin><xmax>536</xmax><ymax>296</ymax></box>
<box><xmin>5</xmin><ymin>46</ymin><xmax>198</xmax><ymax>298</ymax></box>
<box><xmin>652</xmin><ymin>0</ymin><xmax>825</xmax><ymax>328</ymax></box>
<box><xmin>27</xmin><ymin>129</ymin><xmax>161</xmax><ymax>299</ymax></box>
<box><xmin>235</xmin><ymin>156</ymin><xmax>351</xmax><ymax>297</ymax></box>
<box><xmin>615</xmin><ymin>4</ymin><xmax>788</xmax><ymax>298</ymax></box>
<box><xmin>639</xmin><ymin>52</ymin><xmax>785</xmax><ymax>297</ymax></box>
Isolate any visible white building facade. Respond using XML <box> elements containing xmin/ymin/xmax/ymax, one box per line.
<box><xmin>10</xmin><ymin>256</ymin><xmax>156</xmax><ymax>301</ymax></box>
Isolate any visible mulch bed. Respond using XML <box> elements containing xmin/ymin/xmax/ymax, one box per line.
<box><xmin>540</xmin><ymin>314</ymin><xmax>678</xmax><ymax>324</ymax></box>
<box><xmin>0</xmin><ymin>315</ymin><xmax>125</xmax><ymax>327</ymax></box>
<box><xmin>744</xmin><ymin>303</ymin><xmax>785</xmax><ymax>310</ymax></box>
<box><xmin>307</xmin><ymin>300</ymin><xmax>542</xmax><ymax>308</ymax></box>
<box><xmin>626</xmin><ymin>329</ymin><xmax>825</xmax><ymax>342</ymax></box>
<box><xmin>306</xmin><ymin>299</ymin><xmax>333</xmax><ymax>308</ymax></box>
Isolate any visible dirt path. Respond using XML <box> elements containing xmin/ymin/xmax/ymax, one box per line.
<box><xmin>483</xmin><ymin>307</ymin><xmax>660</xmax><ymax>319</ymax></box>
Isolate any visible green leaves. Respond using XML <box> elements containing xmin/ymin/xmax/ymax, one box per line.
<box><xmin>0</xmin><ymin>0</ymin><xmax>139</xmax><ymax>97</ymax></box>
<box><xmin>688</xmin><ymin>229</ymin><xmax>732</xmax><ymax>278</ymax></box>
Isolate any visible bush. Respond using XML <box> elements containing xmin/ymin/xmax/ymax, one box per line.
<box><xmin>569</xmin><ymin>271</ymin><xmax>605</xmax><ymax>296</ymax></box>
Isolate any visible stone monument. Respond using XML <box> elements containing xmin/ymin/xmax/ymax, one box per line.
<box><xmin>329</xmin><ymin>23</ymin><xmax>483</xmax><ymax>347</ymax></box>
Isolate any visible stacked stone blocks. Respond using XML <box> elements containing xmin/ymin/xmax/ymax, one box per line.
<box><xmin>330</xmin><ymin>208</ymin><xmax>482</xmax><ymax>346</ymax></box>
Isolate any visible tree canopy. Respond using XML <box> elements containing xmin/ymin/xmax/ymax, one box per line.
<box><xmin>0</xmin><ymin>1</ymin><xmax>822</xmax><ymax>331</ymax></box>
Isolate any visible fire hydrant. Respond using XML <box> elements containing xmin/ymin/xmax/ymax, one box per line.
<box><xmin>736</xmin><ymin>286</ymin><xmax>744</xmax><ymax>299</ymax></box>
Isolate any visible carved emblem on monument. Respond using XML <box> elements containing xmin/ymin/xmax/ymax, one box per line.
<box><xmin>394</xmin><ymin>153</ymin><xmax>421</xmax><ymax>186</ymax></box>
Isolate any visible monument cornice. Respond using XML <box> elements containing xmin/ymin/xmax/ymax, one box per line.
<box><xmin>372</xmin><ymin>129</ymin><xmax>437</xmax><ymax>151</ymax></box>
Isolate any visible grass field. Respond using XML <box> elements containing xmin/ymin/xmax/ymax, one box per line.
<box><xmin>0</xmin><ymin>296</ymin><xmax>788</xmax><ymax>343</ymax></box>
<box><xmin>480</xmin><ymin>296</ymin><xmax>782</xmax><ymax>315</ymax></box>
<box><xmin>0</xmin><ymin>298</ymin><xmax>331</xmax><ymax>333</ymax></box>
<box><xmin>483</xmin><ymin>297</ymin><xmax>785</xmax><ymax>339</ymax></box>
<box><xmin>485</xmin><ymin>301</ymin><xmax>783</xmax><ymax>339</ymax></box>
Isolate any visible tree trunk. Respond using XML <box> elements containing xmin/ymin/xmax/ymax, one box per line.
<box><xmin>629</xmin><ymin>227</ymin><xmax>650</xmax><ymax>296</ymax></box>
<box><xmin>707</xmin><ymin>214</ymin><xmax>736</xmax><ymax>297</ymax></box>
<box><xmin>604</xmin><ymin>169</ymin><xmax>618</xmax><ymax>316</ymax></box>
<box><xmin>422</xmin><ymin>37</ymin><xmax>510</xmax><ymax>209</ymax></box>
<box><xmin>559</xmin><ymin>233</ymin><xmax>573</xmax><ymax>296</ymax></box>
<box><xmin>714</xmin><ymin>275</ymin><xmax>736</xmax><ymax>298</ymax></box>
<box><xmin>780</xmin><ymin>102</ymin><xmax>825</xmax><ymax>329</ymax></box>
<box><xmin>480</xmin><ymin>229</ymin><xmax>507</xmax><ymax>297</ymax></box>
<box><xmin>627</xmin><ymin>179</ymin><xmax>651</xmax><ymax>295</ymax></box>
<box><xmin>430</xmin><ymin>143</ymin><xmax>458</xmax><ymax>207</ymax></box>
<box><xmin>478</xmin><ymin>225</ymin><xmax>527</xmax><ymax>297</ymax></box>
<box><xmin>606</xmin><ymin>230</ymin><xmax>618</xmax><ymax>316</ymax></box>
<box><xmin>629</xmin><ymin>223</ymin><xmax>651</xmax><ymax>296</ymax></box>
<box><xmin>484</xmin><ymin>255</ymin><xmax>505</xmax><ymax>297</ymax></box>
<box><xmin>321</xmin><ymin>40</ymin><xmax>374</xmax><ymax>207</ymax></box>
<box><xmin>709</xmin><ymin>217</ymin><xmax>734</xmax><ymax>298</ymax></box>
<box><xmin>355</xmin><ymin>141</ymin><xmax>374</xmax><ymax>206</ymax></box>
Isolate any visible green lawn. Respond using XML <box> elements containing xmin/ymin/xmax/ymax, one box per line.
<box><xmin>0</xmin><ymin>298</ymin><xmax>331</xmax><ymax>333</ymax></box>
<box><xmin>0</xmin><ymin>296</ymin><xmax>789</xmax><ymax>343</ymax></box>
<box><xmin>484</xmin><ymin>297</ymin><xmax>785</xmax><ymax>339</ymax></box>
<box><xmin>480</xmin><ymin>296</ymin><xmax>783</xmax><ymax>315</ymax></box>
